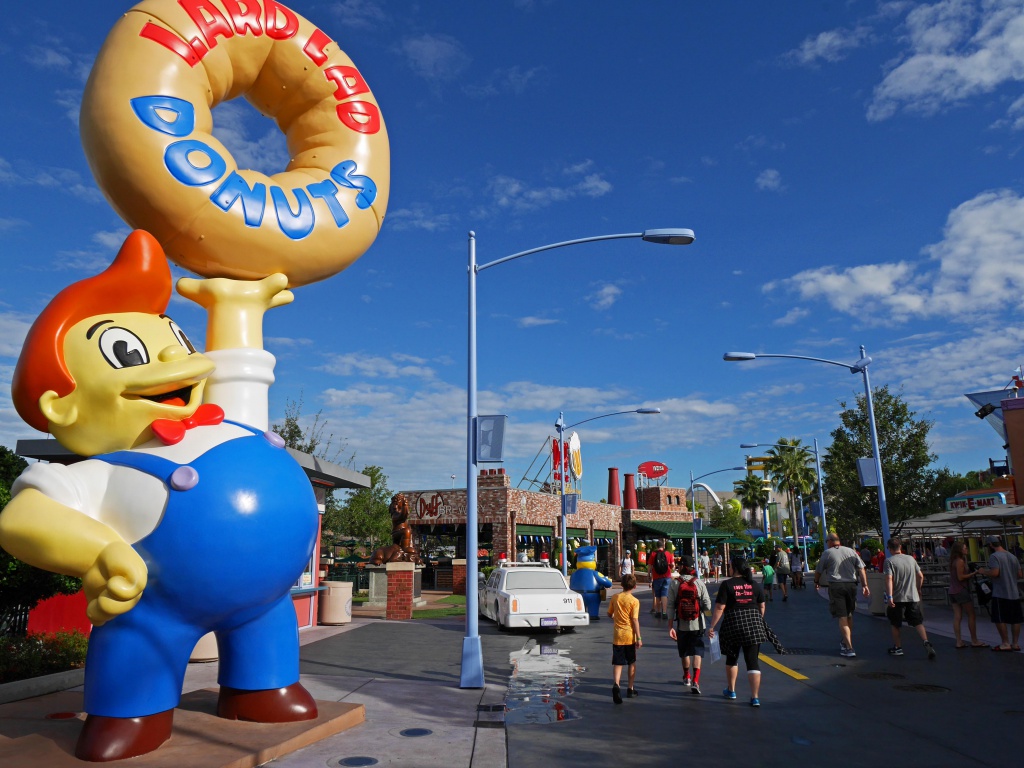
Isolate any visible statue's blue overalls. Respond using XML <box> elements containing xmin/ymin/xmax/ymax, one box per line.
<box><xmin>83</xmin><ymin>422</ymin><xmax>318</xmax><ymax>717</ymax></box>
<box><xmin>569</xmin><ymin>545</ymin><xmax>613</xmax><ymax>619</ymax></box>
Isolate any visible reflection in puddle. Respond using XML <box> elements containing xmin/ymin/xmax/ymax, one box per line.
<box><xmin>504</xmin><ymin>637</ymin><xmax>586</xmax><ymax>724</ymax></box>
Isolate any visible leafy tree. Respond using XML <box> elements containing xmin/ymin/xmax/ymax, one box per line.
<box><xmin>707</xmin><ymin>499</ymin><xmax>750</xmax><ymax>539</ymax></box>
<box><xmin>327</xmin><ymin>466</ymin><xmax>393</xmax><ymax>551</ymax></box>
<box><xmin>765</xmin><ymin>438</ymin><xmax>816</xmax><ymax>542</ymax></box>
<box><xmin>734</xmin><ymin>473</ymin><xmax>771</xmax><ymax>529</ymax></box>
<box><xmin>272</xmin><ymin>394</ymin><xmax>352</xmax><ymax>466</ymax></box>
<box><xmin>821</xmin><ymin>386</ymin><xmax>937</xmax><ymax>543</ymax></box>
<box><xmin>0</xmin><ymin>452</ymin><xmax>81</xmax><ymax>632</ymax></box>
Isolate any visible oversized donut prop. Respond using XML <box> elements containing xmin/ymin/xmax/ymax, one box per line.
<box><xmin>81</xmin><ymin>0</ymin><xmax>390</xmax><ymax>288</ymax></box>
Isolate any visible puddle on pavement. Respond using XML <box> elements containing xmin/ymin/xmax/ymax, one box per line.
<box><xmin>504</xmin><ymin>636</ymin><xmax>586</xmax><ymax>724</ymax></box>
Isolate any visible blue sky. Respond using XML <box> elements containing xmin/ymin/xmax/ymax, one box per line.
<box><xmin>1</xmin><ymin>0</ymin><xmax>1023</xmax><ymax>502</ymax></box>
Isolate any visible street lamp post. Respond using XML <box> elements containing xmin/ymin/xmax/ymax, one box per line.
<box><xmin>724</xmin><ymin>346</ymin><xmax>891</xmax><ymax>547</ymax></box>
<box><xmin>740</xmin><ymin>439</ymin><xmax>828</xmax><ymax>542</ymax></box>
<box><xmin>688</xmin><ymin>466</ymin><xmax>745</xmax><ymax>578</ymax></box>
<box><xmin>463</xmin><ymin>228</ymin><xmax>694</xmax><ymax>688</ymax></box>
<box><xmin>556</xmin><ymin>408</ymin><xmax>661</xmax><ymax>576</ymax></box>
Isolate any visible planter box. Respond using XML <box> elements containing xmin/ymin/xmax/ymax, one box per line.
<box><xmin>0</xmin><ymin>668</ymin><xmax>85</xmax><ymax>705</ymax></box>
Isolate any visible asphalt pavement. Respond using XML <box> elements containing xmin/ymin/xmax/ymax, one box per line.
<box><xmin>252</xmin><ymin>579</ymin><xmax>1024</xmax><ymax>768</ymax></box>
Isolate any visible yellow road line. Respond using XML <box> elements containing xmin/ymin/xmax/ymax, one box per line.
<box><xmin>758</xmin><ymin>653</ymin><xmax>809</xmax><ymax>680</ymax></box>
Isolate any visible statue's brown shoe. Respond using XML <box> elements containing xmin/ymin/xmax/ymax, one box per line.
<box><xmin>75</xmin><ymin>710</ymin><xmax>173</xmax><ymax>762</ymax></box>
<box><xmin>217</xmin><ymin>682</ymin><xmax>318</xmax><ymax>722</ymax></box>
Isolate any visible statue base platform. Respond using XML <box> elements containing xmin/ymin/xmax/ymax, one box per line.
<box><xmin>0</xmin><ymin>689</ymin><xmax>363</xmax><ymax>768</ymax></box>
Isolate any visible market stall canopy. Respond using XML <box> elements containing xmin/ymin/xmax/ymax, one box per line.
<box><xmin>633</xmin><ymin>520</ymin><xmax>731</xmax><ymax>541</ymax></box>
<box><xmin>939</xmin><ymin>504</ymin><xmax>1024</xmax><ymax>524</ymax></box>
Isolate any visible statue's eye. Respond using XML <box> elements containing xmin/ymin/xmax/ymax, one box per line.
<box><xmin>168</xmin><ymin>321</ymin><xmax>196</xmax><ymax>353</ymax></box>
<box><xmin>98</xmin><ymin>327</ymin><xmax>150</xmax><ymax>369</ymax></box>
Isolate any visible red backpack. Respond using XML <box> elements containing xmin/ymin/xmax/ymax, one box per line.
<box><xmin>675</xmin><ymin>577</ymin><xmax>700</xmax><ymax>622</ymax></box>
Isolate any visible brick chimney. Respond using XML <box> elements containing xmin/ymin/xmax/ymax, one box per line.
<box><xmin>608</xmin><ymin>468</ymin><xmax>622</xmax><ymax>506</ymax></box>
<box><xmin>623</xmin><ymin>473</ymin><xmax>638</xmax><ymax>511</ymax></box>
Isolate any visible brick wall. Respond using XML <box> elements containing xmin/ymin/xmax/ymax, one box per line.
<box><xmin>452</xmin><ymin>558</ymin><xmax>467</xmax><ymax>596</ymax></box>
<box><xmin>385</xmin><ymin>562</ymin><xmax>415</xmax><ymax>620</ymax></box>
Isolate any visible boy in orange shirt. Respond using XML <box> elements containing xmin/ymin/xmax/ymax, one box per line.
<box><xmin>607</xmin><ymin>573</ymin><xmax>643</xmax><ymax>703</ymax></box>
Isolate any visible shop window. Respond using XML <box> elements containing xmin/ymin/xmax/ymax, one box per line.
<box><xmin>293</xmin><ymin>552</ymin><xmax>315</xmax><ymax>589</ymax></box>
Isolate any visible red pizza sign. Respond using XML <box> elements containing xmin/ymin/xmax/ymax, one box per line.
<box><xmin>638</xmin><ymin>461</ymin><xmax>669</xmax><ymax>479</ymax></box>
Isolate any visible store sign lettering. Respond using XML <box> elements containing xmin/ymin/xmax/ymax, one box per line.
<box><xmin>417</xmin><ymin>492</ymin><xmax>466</xmax><ymax>519</ymax></box>
<box><xmin>944</xmin><ymin>492</ymin><xmax>1006</xmax><ymax>511</ymax></box>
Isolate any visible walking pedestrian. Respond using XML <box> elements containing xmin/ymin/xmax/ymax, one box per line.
<box><xmin>699</xmin><ymin>549</ymin><xmax>711</xmax><ymax>580</ymax></box>
<box><xmin>649</xmin><ymin>539</ymin><xmax>674</xmax><ymax>619</ymax></box>
<box><xmin>607</xmin><ymin>573</ymin><xmax>642</xmax><ymax>703</ymax></box>
<box><xmin>814</xmin><ymin>533</ymin><xmax>870</xmax><ymax>657</ymax></box>
<box><xmin>948</xmin><ymin>541</ymin><xmax>987</xmax><ymax>648</ymax></box>
<box><xmin>708</xmin><ymin>557</ymin><xmax>767</xmax><ymax>707</ymax></box>
<box><xmin>882</xmin><ymin>538</ymin><xmax>936</xmax><ymax>659</ymax></box>
<box><xmin>667</xmin><ymin>555</ymin><xmax>712</xmax><ymax>695</ymax></box>
<box><xmin>761</xmin><ymin>559</ymin><xmax>775</xmax><ymax>601</ymax></box>
<box><xmin>774</xmin><ymin>543</ymin><xmax>791</xmax><ymax>601</ymax></box>
<box><xmin>789</xmin><ymin>548</ymin><xmax>805</xmax><ymax>589</ymax></box>
<box><xmin>978</xmin><ymin>535</ymin><xmax>1023</xmax><ymax>652</ymax></box>
<box><xmin>620</xmin><ymin>548</ymin><xmax>633</xmax><ymax>578</ymax></box>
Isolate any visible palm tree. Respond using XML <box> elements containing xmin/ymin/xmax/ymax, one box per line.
<box><xmin>734</xmin><ymin>473</ymin><xmax>771</xmax><ymax>529</ymax></box>
<box><xmin>765</xmin><ymin>438</ymin><xmax>816</xmax><ymax>542</ymax></box>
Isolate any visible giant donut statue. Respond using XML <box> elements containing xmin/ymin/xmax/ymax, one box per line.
<box><xmin>80</xmin><ymin>0</ymin><xmax>389</xmax><ymax>288</ymax></box>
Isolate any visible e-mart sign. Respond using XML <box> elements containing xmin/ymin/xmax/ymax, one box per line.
<box><xmin>944</xmin><ymin>493</ymin><xmax>1006</xmax><ymax>511</ymax></box>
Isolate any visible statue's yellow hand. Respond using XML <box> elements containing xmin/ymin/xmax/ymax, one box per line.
<box><xmin>82</xmin><ymin>541</ymin><xmax>148</xmax><ymax>626</ymax></box>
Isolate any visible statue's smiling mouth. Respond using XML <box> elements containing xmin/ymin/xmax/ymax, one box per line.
<box><xmin>136</xmin><ymin>385</ymin><xmax>194</xmax><ymax>408</ymax></box>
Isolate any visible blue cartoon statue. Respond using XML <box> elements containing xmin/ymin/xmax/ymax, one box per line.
<box><xmin>569</xmin><ymin>545</ymin><xmax>613</xmax><ymax>618</ymax></box>
<box><xmin>0</xmin><ymin>232</ymin><xmax>319</xmax><ymax>761</ymax></box>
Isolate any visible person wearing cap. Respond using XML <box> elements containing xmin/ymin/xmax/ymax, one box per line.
<box><xmin>620</xmin><ymin>548</ymin><xmax>634</xmax><ymax>577</ymax></box>
<box><xmin>978</xmin><ymin>535</ymin><xmax>1023</xmax><ymax>651</ymax></box>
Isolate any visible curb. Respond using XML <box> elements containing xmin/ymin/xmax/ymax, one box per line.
<box><xmin>0</xmin><ymin>668</ymin><xmax>85</xmax><ymax>705</ymax></box>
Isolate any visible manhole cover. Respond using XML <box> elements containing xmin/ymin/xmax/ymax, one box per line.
<box><xmin>858</xmin><ymin>672</ymin><xmax>906</xmax><ymax>680</ymax></box>
<box><xmin>399</xmin><ymin>728</ymin><xmax>433</xmax><ymax>738</ymax></box>
<box><xmin>894</xmin><ymin>684</ymin><xmax>950</xmax><ymax>693</ymax></box>
<box><xmin>781</xmin><ymin>647</ymin><xmax>815</xmax><ymax>655</ymax></box>
<box><xmin>333</xmin><ymin>758</ymin><xmax>379</xmax><ymax>767</ymax></box>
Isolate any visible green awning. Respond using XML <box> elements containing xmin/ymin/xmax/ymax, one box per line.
<box><xmin>594</xmin><ymin>530</ymin><xmax>618</xmax><ymax>538</ymax></box>
<box><xmin>516</xmin><ymin>524</ymin><xmax>556</xmax><ymax>536</ymax></box>
<box><xmin>567</xmin><ymin>528</ymin><xmax>589</xmax><ymax>538</ymax></box>
<box><xmin>632</xmin><ymin>520</ymin><xmax>731</xmax><ymax>540</ymax></box>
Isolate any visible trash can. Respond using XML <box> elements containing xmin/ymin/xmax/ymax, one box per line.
<box><xmin>866</xmin><ymin>571</ymin><xmax>887</xmax><ymax>615</ymax></box>
<box><xmin>319</xmin><ymin>580</ymin><xmax>353</xmax><ymax>625</ymax></box>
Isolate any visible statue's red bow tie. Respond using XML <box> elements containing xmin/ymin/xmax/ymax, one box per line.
<box><xmin>151</xmin><ymin>404</ymin><xmax>225</xmax><ymax>445</ymax></box>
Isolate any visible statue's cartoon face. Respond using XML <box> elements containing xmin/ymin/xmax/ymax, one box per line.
<box><xmin>39</xmin><ymin>311</ymin><xmax>214</xmax><ymax>455</ymax></box>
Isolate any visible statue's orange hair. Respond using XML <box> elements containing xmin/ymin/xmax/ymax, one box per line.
<box><xmin>12</xmin><ymin>230</ymin><xmax>172</xmax><ymax>433</ymax></box>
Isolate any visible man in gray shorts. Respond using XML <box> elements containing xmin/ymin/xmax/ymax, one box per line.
<box><xmin>882</xmin><ymin>538</ymin><xmax>936</xmax><ymax>659</ymax></box>
<box><xmin>978</xmin><ymin>535</ymin><xmax>1023</xmax><ymax>652</ymax></box>
<box><xmin>814</xmin><ymin>533</ymin><xmax>869</xmax><ymax>657</ymax></box>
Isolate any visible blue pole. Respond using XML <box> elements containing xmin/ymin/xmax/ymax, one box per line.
<box><xmin>860</xmin><ymin>346</ymin><xmax>892</xmax><ymax>547</ymax></box>
<box><xmin>461</xmin><ymin>232</ymin><xmax>484</xmax><ymax>688</ymax></box>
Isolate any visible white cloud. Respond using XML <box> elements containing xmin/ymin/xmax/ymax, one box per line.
<box><xmin>868</xmin><ymin>1</ymin><xmax>1024</xmax><ymax>121</ymax></box>
<box><xmin>399</xmin><ymin>34</ymin><xmax>471</xmax><ymax>83</ymax></box>
<box><xmin>464</xmin><ymin>65</ymin><xmax>545</xmax><ymax>97</ymax></box>
<box><xmin>211</xmin><ymin>102</ymin><xmax>289</xmax><ymax>175</ymax></box>
<box><xmin>0</xmin><ymin>157</ymin><xmax>103</xmax><ymax>203</ymax></box>
<box><xmin>0</xmin><ymin>312</ymin><xmax>34</xmax><ymax>358</ymax></box>
<box><xmin>486</xmin><ymin>169</ymin><xmax>613</xmax><ymax>213</ymax></box>
<box><xmin>783</xmin><ymin>26</ymin><xmax>872</xmax><ymax>65</ymax></box>
<box><xmin>320</xmin><ymin>352</ymin><xmax>439</xmax><ymax>380</ymax></box>
<box><xmin>330</xmin><ymin>0</ymin><xmax>389</xmax><ymax>30</ymax></box>
<box><xmin>587</xmin><ymin>284</ymin><xmax>622</xmax><ymax>311</ymax></box>
<box><xmin>756</xmin><ymin>168</ymin><xmax>784</xmax><ymax>191</ymax></box>
<box><xmin>517</xmin><ymin>316</ymin><xmax>560</xmax><ymax>328</ymax></box>
<box><xmin>386</xmin><ymin>205</ymin><xmax>456</xmax><ymax>231</ymax></box>
<box><xmin>767</xmin><ymin>188</ymin><xmax>1024</xmax><ymax>322</ymax></box>
<box><xmin>774</xmin><ymin>307</ymin><xmax>810</xmax><ymax>326</ymax></box>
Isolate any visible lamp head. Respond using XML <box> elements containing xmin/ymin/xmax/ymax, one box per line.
<box><xmin>723</xmin><ymin>352</ymin><xmax>757</xmax><ymax>361</ymax></box>
<box><xmin>642</xmin><ymin>228</ymin><xmax>695</xmax><ymax>245</ymax></box>
<box><xmin>636</xmin><ymin>408</ymin><xmax>661</xmax><ymax>414</ymax></box>
<box><xmin>849</xmin><ymin>356</ymin><xmax>872</xmax><ymax>373</ymax></box>
<box><xmin>739</xmin><ymin>443</ymin><xmax>759</xmax><ymax>449</ymax></box>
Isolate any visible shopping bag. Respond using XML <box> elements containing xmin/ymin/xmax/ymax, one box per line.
<box><xmin>708</xmin><ymin>633</ymin><xmax>722</xmax><ymax>664</ymax></box>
